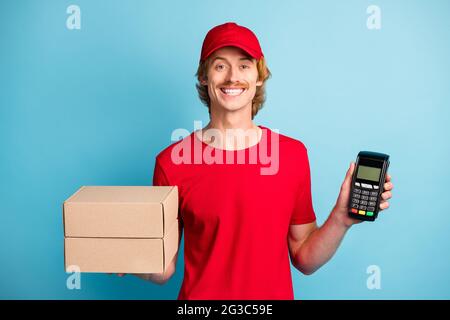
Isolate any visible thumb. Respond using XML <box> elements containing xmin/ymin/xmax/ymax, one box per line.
<box><xmin>344</xmin><ymin>161</ymin><xmax>355</xmax><ymax>187</ymax></box>
<box><xmin>336</xmin><ymin>162</ymin><xmax>356</xmax><ymax>207</ymax></box>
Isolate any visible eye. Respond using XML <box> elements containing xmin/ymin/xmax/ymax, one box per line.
<box><xmin>240</xmin><ymin>64</ymin><xmax>250</xmax><ymax>69</ymax></box>
<box><xmin>215</xmin><ymin>64</ymin><xmax>226</xmax><ymax>71</ymax></box>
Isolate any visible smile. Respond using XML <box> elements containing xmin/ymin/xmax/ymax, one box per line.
<box><xmin>220</xmin><ymin>88</ymin><xmax>246</xmax><ymax>96</ymax></box>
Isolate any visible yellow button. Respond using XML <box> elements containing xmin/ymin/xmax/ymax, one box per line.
<box><xmin>358</xmin><ymin>210</ymin><xmax>366</xmax><ymax>215</ymax></box>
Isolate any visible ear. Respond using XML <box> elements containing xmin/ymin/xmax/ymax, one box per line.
<box><xmin>200</xmin><ymin>77</ymin><xmax>208</xmax><ymax>86</ymax></box>
<box><xmin>256</xmin><ymin>79</ymin><xmax>263</xmax><ymax>87</ymax></box>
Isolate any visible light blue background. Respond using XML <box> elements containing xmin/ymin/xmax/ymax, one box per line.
<box><xmin>1</xmin><ymin>0</ymin><xmax>449</xmax><ymax>299</ymax></box>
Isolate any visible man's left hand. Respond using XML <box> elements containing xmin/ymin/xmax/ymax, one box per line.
<box><xmin>332</xmin><ymin>162</ymin><xmax>393</xmax><ymax>228</ymax></box>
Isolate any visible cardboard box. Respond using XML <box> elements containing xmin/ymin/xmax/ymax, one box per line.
<box><xmin>63</xmin><ymin>186</ymin><xmax>179</xmax><ymax>273</ymax></box>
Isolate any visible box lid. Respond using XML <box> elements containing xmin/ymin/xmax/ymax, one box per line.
<box><xmin>63</xmin><ymin>186</ymin><xmax>178</xmax><ymax>238</ymax></box>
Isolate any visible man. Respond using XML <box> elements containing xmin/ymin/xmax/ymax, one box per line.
<box><xmin>122</xmin><ymin>22</ymin><xmax>394</xmax><ymax>300</ymax></box>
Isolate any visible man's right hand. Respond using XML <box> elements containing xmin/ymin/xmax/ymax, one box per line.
<box><xmin>107</xmin><ymin>273</ymin><xmax>127</xmax><ymax>277</ymax></box>
<box><xmin>109</xmin><ymin>272</ymin><xmax>167</xmax><ymax>284</ymax></box>
<box><xmin>107</xmin><ymin>257</ymin><xmax>176</xmax><ymax>285</ymax></box>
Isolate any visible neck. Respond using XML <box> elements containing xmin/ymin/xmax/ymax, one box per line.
<box><xmin>207</xmin><ymin>101</ymin><xmax>254</xmax><ymax>131</ymax></box>
<box><xmin>198</xmin><ymin>102</ymin><xmax>261</xmax><ymax>150</ymax></box>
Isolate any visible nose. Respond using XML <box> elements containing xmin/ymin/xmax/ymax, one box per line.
<box><xmin>226</xmin><ymin>65</ymin><xmax>240</xmax><ymax>84</ymax></box>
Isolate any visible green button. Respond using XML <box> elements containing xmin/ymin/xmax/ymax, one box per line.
<box><xmin>366</xmin><ymin>211</ymin><xmax>374</xmax><ymax>217</ymax></box>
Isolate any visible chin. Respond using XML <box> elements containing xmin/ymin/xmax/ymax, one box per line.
<box><xmin>217</xmin><ymin>100</ymin><xmax>252</xmax><ymax>112</ymax></box>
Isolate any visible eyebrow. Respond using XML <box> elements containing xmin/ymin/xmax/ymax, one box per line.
<box><xmin>211</xmin><ymin>56</ymin><xmax>254</xmax><ymax>63</ymax></box>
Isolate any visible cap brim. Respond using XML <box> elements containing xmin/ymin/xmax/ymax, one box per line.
<box><xmin>201</xmin><ymin>42</ymin><xmax>262</xmax><ymax>61</ymax></box>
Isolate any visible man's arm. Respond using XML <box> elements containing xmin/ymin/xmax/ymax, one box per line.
<box><xmin>288</xmin><ymin>213</ymin><xmax>350</xmax><ymax>275</ymax></box>
<box><xmin>288</xmin><ymin>162</ymin><xmax>393</xmax><ymax>275</ymax></box>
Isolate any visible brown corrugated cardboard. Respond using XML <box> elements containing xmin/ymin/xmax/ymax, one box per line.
<box><xmin>64</xmin><ymin>221</ymin><xmax>179</xmax><ymax>273</ymax></box>
<box><xmin>63</xmin><ymin>186</ymin><xmax>178</xmax><ymax>238</ymax></box>
<box><xmin>63</xmin><ymin>186</ymin><xmax>179</xmax><ymax>273</ymax></box>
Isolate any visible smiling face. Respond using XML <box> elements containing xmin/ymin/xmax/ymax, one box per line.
<box><xmin>201</xmin><ymin>46</ymin><xmax>263</xmax><ymax>116</ymax></box>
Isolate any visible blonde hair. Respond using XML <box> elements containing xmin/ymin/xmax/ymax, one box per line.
<box><xmin>195</xmin><ymin>56</ymin><xmax>271</xmax><ymax>119</ymax></box>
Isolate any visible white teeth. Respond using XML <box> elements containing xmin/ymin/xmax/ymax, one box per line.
<box><xmin>221</xmin><ymin>88</ymin><xmax>245</xmax><ymax>96</ymax></box>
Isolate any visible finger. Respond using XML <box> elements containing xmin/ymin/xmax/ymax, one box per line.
<box><xmin>337</xmin><ymin>162</ymin><xmax>356</xmax><ymax>209</ymax></box>
<box><xmin>385</xmin><ymin>173</ymin><xmax>391</xmax><ymax>182</ymax></box>
<box><xmin>349</xmin><ymin>161</ymin><xmax>356</xmax><ymax>177</ymax></box>
<box><xmin>384</xmin><ymin>181</ymin><xmax>393</xmax><ymax>191</ymax></box>
<box><xmin>381</xmin><ymin>191</ymin><xmax>392</xmax><ymax>200</ymax></box>
<box><xmin>339</xmin><ymin>162</ymin><xmax>355</xmax><ymax>196</ymax></box>
<box><xmin>344</xmin><ymin>162</ymin><xmax>355</xmax><ymax>186</ymax></box>
<box><xmin>379</xmin><ymin>200</ymin><xmax>389</xmax><ymax>210</ymax></box>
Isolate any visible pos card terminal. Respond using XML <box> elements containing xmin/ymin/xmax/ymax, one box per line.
<box><xmin>348</xmin><ymin>151</ymin><xmax>390</xmax><ymax>221</ymax></box>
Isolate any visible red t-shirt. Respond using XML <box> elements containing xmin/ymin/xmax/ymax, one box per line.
<box><xmin>152</xmin><ymin>125</ymin><xmax>316</xmax><ymax>300</ymax></box>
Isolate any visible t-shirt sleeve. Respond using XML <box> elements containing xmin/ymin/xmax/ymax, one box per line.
<box><xmin>152</xmin><ymin>157</ymin><xmax>183</xmax><ymax>222</ymax></box>
<box><xmin>290</xmin><ymin>144</ymin><xmax>316</xmax><ymax>225</ymax></box>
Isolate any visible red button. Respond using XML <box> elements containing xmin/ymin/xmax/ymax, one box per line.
<box><xmin>351</xmin><ymin>208</ymin><xmax>358</xmax><ymax>214</ymax></box>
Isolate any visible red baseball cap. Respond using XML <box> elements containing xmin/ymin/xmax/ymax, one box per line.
<box><xmin>200</xmin><ymin>22</ymin><xmax>264</xmax><ymax>62</ymax></box>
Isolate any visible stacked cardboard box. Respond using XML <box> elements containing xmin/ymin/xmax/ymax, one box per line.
<box><xmin>63</xmin><ymin>186</ymin><xmax>179</xmax><ymax>273</ymax></box>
